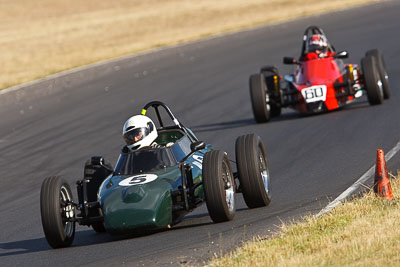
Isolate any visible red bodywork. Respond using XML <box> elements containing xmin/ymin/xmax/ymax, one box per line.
<box><xmin>289</xmin><ymin>57</ymin><xmax>355</xmax><ymax>114</ymax></box>
<box><xmin>250</xmin><ymin>26</ymin><xmax>387</xmax><ymax>124</ymax></box>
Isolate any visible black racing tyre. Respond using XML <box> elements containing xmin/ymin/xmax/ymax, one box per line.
<box><xmin>366</xmin><ymin>49</ymin><xmax>390</xmax><ymax>99</ymax></box>
<box><xmin>40</xmin><ymin>176</ymin><xmax>75</xmax><ymax>248</ymax></box>
<box><xmin>92</xmin><ymin>222</ymin><xmax>106</xmax><ymax>233</ymax></box>
<box><xmin>361</xmin><ymin>56</ymin><xmax>383</xmax><ymax>105</ymax></box>
<box><xmin>235</xmin><ymin>134</ymin><xmax>271</xmax><ymax>209</ymax></box>
<box><xmin>260</xmin><ymin>65</ymin><xmax>278</xmax><ymax>75</ymax></box>
<box><xmin>262</xmin><ymin>70</ymin><xmax>282</xmax><ymax>118</ymax></box>
<box><xmin>249</xmin><ymin>73</ymin><xmax>270</xmax><ymax>123</ymax></box>
<box><xmin>203</xmin><ymin>150</ymin><xmax>236</xmax><ymax>223</ymax></box>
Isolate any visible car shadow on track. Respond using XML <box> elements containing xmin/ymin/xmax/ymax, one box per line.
<box><xmin>0</xmin><ymin>230</ymin><xmax>121</xmax><ymax>256</ymax></box>
<box><xmin>171</xmin><ymin>207</ymin><xmax>249</xmax><ymax>230</ymax></box>
<box><xmin>190</xmin><ymin>113</ymin><xmax>302</xmax><ymax>133</ymax></box>
<box><xmin>0</xmin><ymin>237</ymin><xmax>50</xmax><ymax>257</ymax></box>
<box><xmin>0</xmin><ymin>229</ymin><xmax>163</xmax><ymax>255</ymax></box>
<box><xmin>339</xmin><ymin>99</ymin><xmax>373</xmax><ymax>112</ymax></box>
<box><xmin>0</xmin><ymin>209</ymin><xmax>252</xmax><ymax>255</ymax></box>
<box><xmin>190</xmin><ymin>98</ymin><xmax>377</xmax><ymax>134</ymax></box>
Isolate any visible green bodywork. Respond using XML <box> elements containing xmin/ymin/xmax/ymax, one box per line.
<box><xmin>98</xmin><ymin>145</ymin><xmax>209</xmax><ymax>233</ymax></box>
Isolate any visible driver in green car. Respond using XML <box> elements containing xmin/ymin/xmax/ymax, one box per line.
<box><xmin>122</xmin><ymin>115</ymin><xmax>159</xmax><ymax>151</ymax></box>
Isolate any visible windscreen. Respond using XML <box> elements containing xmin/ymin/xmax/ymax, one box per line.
<box><xmin>114</xmin><ymin>148</ymin><xmax>177</xmax><ymax>175</ymax></box>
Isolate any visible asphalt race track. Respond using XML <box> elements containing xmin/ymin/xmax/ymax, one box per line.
<box><xmin>1</xmin><ymin>1</ymin><xmax>400</xmax><ymax>266</ymax></box>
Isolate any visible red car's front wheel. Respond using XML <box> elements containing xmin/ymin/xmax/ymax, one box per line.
<box><xmin>361</xmin><ymin>55</ymin><xmax>383</xmax><ymax>105</ymax></box>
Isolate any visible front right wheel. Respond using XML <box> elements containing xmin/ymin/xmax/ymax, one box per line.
<box><xmin>40</xmin><ymin>176</ymin><xmax>76</xmax><ymax>248</ymax></box>
<box><xmin>366</xmin><ymin>49</ymin><xmax>390</xmax><ymax>99</ymax></box>
<box><xmin>361</xmin><ymin>55</ymin><xmax>383</xmax><ymax>105</ymax></box>
<box><xmin>236</xmin><ymin>134</ymin><xmax>271</xmax><ymax>209</ymax></box>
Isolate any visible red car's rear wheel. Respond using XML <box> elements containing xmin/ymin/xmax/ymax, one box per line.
<box><xmin>249</xmin><ymin>73</ymin><xmax>271</xmax><ymax>123</ymax></box>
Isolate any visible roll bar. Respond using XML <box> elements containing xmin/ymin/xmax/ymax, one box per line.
<box><xmin>300</xmin><ymin>25</ymin><xmax>336</xmax><ymax>58</ymax></box>
<box><xmin>141</xmin><ymin>101</ymin><xmax>182</xmax><ymax>129</ymax></box>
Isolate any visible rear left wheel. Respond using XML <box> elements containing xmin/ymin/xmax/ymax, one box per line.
<box><xmin>260</xmin><ymin>65</ymin><xmax>278</xmax><ymax>75</ymax></box>
<box><xmin>262</xmin><ymin>69</ymin><xmax>282</xmax><ymax>117</ymax></box>
<box><xmin>249</xmin><ymin>73</ymin><xmax>270</xmax><ymax>123</ymax></box>
<box><xmin>83</xmin><ymin>157</ymin><xmax>112</xmax><ymax>233</ymax></box>
<box><xmin>92</xmin><ymin>222</ymin><xmax>106</xmax><ymax>233</ymax></box>
<box><xmin>203</xmin><ymin>150</ymin><xmax>236</xmax><ymax>223</ymax></box>
<box><xmin>40</xmin><ymin>176</ymin><xmax>75</xmax><ymax>248</ymax></box>
<box><xmin>235</xmin><ymin>134</ymin><xmax>271</xmax><ymax>208</ymax></box>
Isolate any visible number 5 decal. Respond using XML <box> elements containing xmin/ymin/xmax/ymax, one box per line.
<box><xmin>119</xmin><ymin>174</ymin><xmax>158</xmax><ymax>186</ymax></box>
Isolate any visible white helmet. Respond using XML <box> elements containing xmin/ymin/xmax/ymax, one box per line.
<box><xmin>122</xmin><ymin>115</ymin><xmax>158</xmax><ymax>150</ymax></box>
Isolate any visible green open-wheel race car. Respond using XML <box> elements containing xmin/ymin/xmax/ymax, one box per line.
<box><xmin>40</xmin><ymin>101</ymin><xmax>272</xmax><ymax>248</ymax></box>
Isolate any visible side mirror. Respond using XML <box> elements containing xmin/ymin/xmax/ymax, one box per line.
<box><xmin>335</xmin><ymin>50</ymin><xmax>349</xmax><ymax>59</ymax></box>
<box><xmin>190</xmin><ymin>141</ymin><xmax>205</xmax><ymax>152</ymax></box>
<box><xmin>283</xmin><ymin>57</ymin><xmax>299</xmax><ymax>65</ymax></box>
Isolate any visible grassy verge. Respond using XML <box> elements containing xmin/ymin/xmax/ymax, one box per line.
<box><xmin>209</xmin><ymin>173</ymin><xmax>400</xmax><ymax>266</ymax></box>
<box><xmin>1</xmin><ymin>0</ymin><xmax>380</xmax><ymax>90</ymax></box>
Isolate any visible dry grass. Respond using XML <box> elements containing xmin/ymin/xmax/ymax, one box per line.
<box><xmin>209</xmin><ymin>174</ymin><xmax>400</xmax><ymax>266</ymax></box>
<box><xmin>1</xmin><ymin>0</ymin><xmax>380</xmax><ymax>90</ymax></box>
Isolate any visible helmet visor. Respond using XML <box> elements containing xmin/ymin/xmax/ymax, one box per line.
<box><xmin>123</xmin><ymin>127</ymin><xmax>149</xmax><ymax>145</ymax></box>
<box><xmin>308</xmin><ymin>43</ymin><xmax>328</xmax><ymax>52</ymax></box>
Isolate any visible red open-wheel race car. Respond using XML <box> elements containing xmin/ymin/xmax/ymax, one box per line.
<box><xmin>249</xmin><ymin>26</ymin><xmax>390</xmax><ymax>123</ymax></box>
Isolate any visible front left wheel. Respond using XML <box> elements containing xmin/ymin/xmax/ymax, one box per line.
<box><xmin>203</xmin><ymin>150</ymin><xmax>236</xmax><ymax>223</ymax></box>
<box><xmin>40</xmin><ymin>176</ymin><xmax>76</xmax><ymax>248</ymax></box>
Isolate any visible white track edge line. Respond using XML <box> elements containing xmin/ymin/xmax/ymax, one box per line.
<box><xmin>316</xmin><ymin>139</ymin><xmax>400</xmax><ymax>217</ymax></box>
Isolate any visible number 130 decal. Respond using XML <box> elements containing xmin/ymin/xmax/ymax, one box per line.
<box><xmin>301</xmin><ymin>85</ymin><xmax>327</xmax><ymax>103</ymax></box>
<box><xmin>119</xmin><ymin>174</ymin><xmax>158</xmax><ymax>186</ymax></box>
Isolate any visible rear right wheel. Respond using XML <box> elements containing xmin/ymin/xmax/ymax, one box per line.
<box><xmin>236</xmin><ymin>134</ymin><xmax>271</xmax><ymax>209</ymax></box>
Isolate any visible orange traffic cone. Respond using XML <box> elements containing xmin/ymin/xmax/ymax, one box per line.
<box><xmin>374</xmin><ymin>149</ymin><xmax>393</xmax><ymax>199</ymax></box>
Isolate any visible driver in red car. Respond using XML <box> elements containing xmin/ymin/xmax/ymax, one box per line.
<box><xmin>303</xmin><ymin>34</ymin><xmax>335</xmax><ymax>61</ymax></box>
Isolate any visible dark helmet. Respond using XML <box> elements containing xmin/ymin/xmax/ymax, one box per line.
<box><xmin>306</xmin><ymin>34</ymin><xmax>328</xmax><ymax>53</ymax></box>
